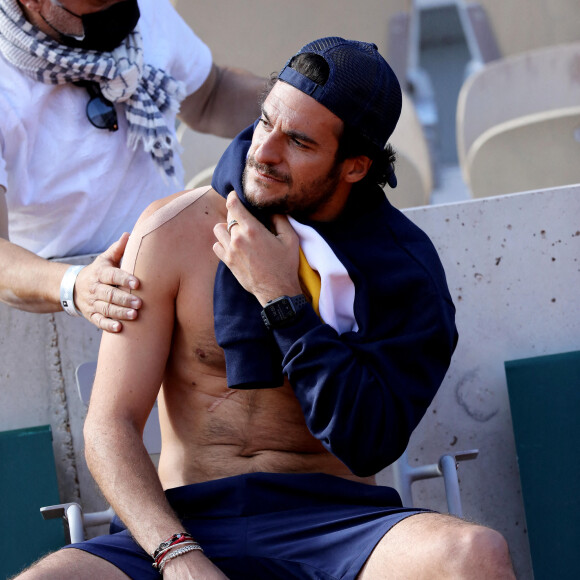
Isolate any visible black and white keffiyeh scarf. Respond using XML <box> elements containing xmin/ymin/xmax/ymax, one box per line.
<box><xmin>0</xmin><ymin>0</ymin><xmax>185</xmax><ymax>181</ymax></box>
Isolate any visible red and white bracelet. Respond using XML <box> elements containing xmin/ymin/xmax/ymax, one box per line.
<box><xmin>151</xmin><ymin>532</ymin><xmax>203</xmax><ymax>573</ymax></box>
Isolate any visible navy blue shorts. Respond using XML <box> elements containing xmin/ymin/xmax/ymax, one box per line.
<box><xmin>66</xmin><ymin>472</ymin><xmax>427</xmax><ymax>579</ymax></box>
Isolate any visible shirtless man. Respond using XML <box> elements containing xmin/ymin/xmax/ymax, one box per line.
<box><xmin>16</xmin><ymin>38</ymin><xmax>515</xmax><ymax>579</ymax></box>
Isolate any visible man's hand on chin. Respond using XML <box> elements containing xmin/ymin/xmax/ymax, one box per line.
<box><xmin>213</xmin><ymin>191</ymin><xmax>302</xmax><ymax>306</ymax></box>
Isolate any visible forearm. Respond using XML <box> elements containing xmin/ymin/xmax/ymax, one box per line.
<box><xmin>179</xmin><ymin>64</ymin><xmax>265</xmax><ymax>137</ymax></box>
<box><xmin>0</xmin><ymin>233</ymin><xmax>143</xmax><ymax>331</ymax></box>
<box><xmin>84</xmin><ymin>419</ymin><xmax>184</xmax><ymax>556</ymax></box>
<box><xmin>0</xmin><ymin>237</ymin><xmax>68</xmax><ymax>312</ymax></box>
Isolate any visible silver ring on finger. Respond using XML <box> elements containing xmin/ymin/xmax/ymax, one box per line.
<box><xmin>227</xmin><ymin>219</ymin><xmax>239</xmax><ymax>234</ymax></box>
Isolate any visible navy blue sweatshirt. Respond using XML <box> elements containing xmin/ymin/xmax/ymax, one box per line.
<box><xmin>212</xmin><ymin>125</ymin><xmax>457</xmax><ymax>477</ymax></box>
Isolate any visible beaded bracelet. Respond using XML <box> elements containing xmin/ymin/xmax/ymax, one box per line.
<box><xmin>151</xmin><ymin>533</ymin><xmax>203</xmax><ymax>571</ymax></box>
<box><xmin>158</xmin><ymin>543</ymin><xmax>204</xmax><ymax>573</ymax></box>
<box><xmin>154</xmin><ymin>540</ymin><xmax>197</xmax><ymax>565</ymax></box>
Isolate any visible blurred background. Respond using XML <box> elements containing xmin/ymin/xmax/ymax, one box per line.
<box><xmin>174</xmin><ymin>0</ymin><xmax>580</xmax><ymax>208</ymax></box>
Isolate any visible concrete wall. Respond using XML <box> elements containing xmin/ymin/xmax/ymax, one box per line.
<box><xmin>2</xmin><ymin>186</ymin><xmax>579</xmax><ymax>578</ymax></box>
<box><xmin>381</xmin><ymin>185</ymin><xmax>580</xmax><ymax>579</ymax></box>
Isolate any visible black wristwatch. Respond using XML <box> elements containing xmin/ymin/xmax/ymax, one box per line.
<box><xmin>260</xmin><ymin>294</ymin><xmax>308</xmax><ymax>329</ymax></box>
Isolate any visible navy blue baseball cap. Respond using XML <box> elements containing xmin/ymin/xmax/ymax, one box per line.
<box><xmin>278</xmin><ymin>37</ymin><xmax>402</xmax><ymax>157</ymax></box>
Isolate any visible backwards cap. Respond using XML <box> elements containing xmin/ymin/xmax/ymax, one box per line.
<box><xmin>278</xmin><ymin>37</ymin><xmax>402</xmax><ymax>153</ymax></box>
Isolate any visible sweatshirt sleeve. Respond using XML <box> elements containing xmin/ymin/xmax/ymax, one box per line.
<box><xmin>272</xmin><ymin>282</ymin><xmax>457</xmax><ymax>478</ymax></box>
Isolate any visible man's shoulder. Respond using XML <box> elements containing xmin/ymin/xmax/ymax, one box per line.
<box><xmin>122</xmin><ymin>186</ymin><xmax>224</xmax><ymax>273</ymax></box>
<box><xmin>133</xmin><ymin>186</ymin><xmax>218</xmax><ymax>233</ymax></box>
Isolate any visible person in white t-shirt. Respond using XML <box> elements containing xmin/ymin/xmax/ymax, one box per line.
<box><xmin>0</xmin><ymin>0</ymin><xmax>264</xmax><ymax>332</ymax></box>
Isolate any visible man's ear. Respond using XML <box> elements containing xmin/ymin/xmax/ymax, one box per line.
<box><xmin>342</xmin><ymin>155</ymin><xmax>373</xmax><ymax>184</ymax></box>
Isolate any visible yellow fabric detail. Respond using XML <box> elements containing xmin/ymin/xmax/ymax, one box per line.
<box><xmin>298</xmin><ymin>247</ymin><xmax>321</xmax><ymax>318</ymax></box>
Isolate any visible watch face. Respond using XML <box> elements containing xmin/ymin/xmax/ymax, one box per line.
<box><xmin>261</xmin><ymin>295</ymin><xmax>307</xmax><ymax>329</ymax></box>
<box><xmin>268</xmin><ymin>298</ymin><xmax>294</xmax><ymax>323</ymax></box>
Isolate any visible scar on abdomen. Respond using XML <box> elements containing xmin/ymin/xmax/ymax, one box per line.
<box><xmin>208</xmin><ymin>390</ymin><xmax>238</xmax><ymax>412</ymax></box>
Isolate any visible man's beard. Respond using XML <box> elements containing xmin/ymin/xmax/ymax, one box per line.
<box><xmin>242</xmin><ymin>154</ymin><xmax>343</xmax><ymax>219</ymax></box>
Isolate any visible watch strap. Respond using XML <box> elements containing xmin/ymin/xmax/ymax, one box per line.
<box><xmin>288</xmin><ymin>294</ymin><xmax>308</xmax><ymax>311</ymax></box>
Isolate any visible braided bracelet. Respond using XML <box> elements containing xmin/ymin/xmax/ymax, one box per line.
<box><xmin>60</xmin><ymin>265</ymin><xmax>85</xmax><ymax>317</ymax></box>
<box><xmin>152</xmin><ymin>533</ymin><xmax>203</xmax><ymax>570</ymax></box>
<box><xmin>152</xmin><ymin>532</ymin><xmax>194</xmax><ymax>561</ymax></box>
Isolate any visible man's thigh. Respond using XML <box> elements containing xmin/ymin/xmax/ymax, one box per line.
<box><xmin>14</xmin><ymin>547</ymin><xmax>130</xmax><ymax>580</ymax></box>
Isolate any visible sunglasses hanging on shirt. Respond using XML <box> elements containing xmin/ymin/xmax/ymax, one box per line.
<box><xmin>74</xmin><ymin>81</ymin><xmax>119</xmax><ymax>132</ymax></box>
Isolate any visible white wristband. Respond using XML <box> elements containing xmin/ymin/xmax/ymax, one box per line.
<box><xmin>60</xmin><ymin>265</ymin><xmax>85</xmax><ymax>317</ymax></box>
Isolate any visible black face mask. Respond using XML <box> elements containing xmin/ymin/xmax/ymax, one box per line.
<box><xmin>44</xmin><ymin>0</ymin><xmax>140</xmax><ymax>52</ymax></box>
